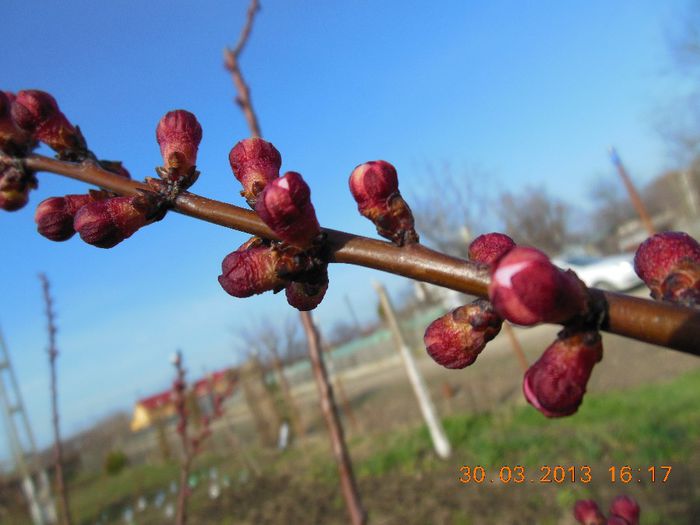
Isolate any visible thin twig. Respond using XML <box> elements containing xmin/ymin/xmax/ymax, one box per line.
<box><xmin>224</xmin><ymin>4</ymin><xmax>367</xmax><ymax>522</ymax></box>
<box><xmin>39</xmin><ymin>274</ymin><xmax>73</xmax><ymax>525</ymax></box>
<box><xmin>5</xmin><ymin>152</ymin><xmax>699</xmax><ymax>355</ymax></box>
<box><xmin>172</xmin><ymin>351</ymin><xmax>190</xmax><ymax>525</ymax></box>
<box><xmin>223</xmin><ymin>0</ymin><xmax>262</xmax><ymax>138</ymax></box>
<box><xmin>301</xmin><ymin>312</ymin><xmax>367</xmax><ymax>525</ymax></box>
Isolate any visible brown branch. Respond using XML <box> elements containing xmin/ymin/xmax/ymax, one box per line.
<box><xmin>38</xmin><ymin>274</ymin><xmax>73</xmax><ymax>525</ymax></box>
<box><xmin>300</xmin><ymin>312</ymin><xmax>367</xmax><ymax>525</ymax></box>
<box><xmin>172</xmin><ymin>350</ymin><xmax>190</xmax><ymax>525</ymax></box>
<box><xmin>6</xmin><ymin>152</ymin><xmax>699</xmax><ymax>355</ymax></box>
<box><xmin>223</xmin><ymin>0</ymin><xmax>262</xmax><ymax>138</ymax></box>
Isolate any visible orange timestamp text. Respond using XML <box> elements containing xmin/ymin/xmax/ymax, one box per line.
<box><xmin>458</xmin><ymin>465</ymin><xmax>672</xmax><ymax>484</ymax></box>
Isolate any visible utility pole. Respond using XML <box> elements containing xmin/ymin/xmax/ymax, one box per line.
<box><xmin>0</xmin><ymin>324</ymin><xmax>56</xmax><ymax>524</ymax></box>
<box><xmin>373</xmin><ymin>282</ymin><xmax>451</xmax><ymax>459</ymax></box>
<box><xmin>609</xmin><ymin>147</ymin><xmax>656</xmax><ymax>236</ymax></box>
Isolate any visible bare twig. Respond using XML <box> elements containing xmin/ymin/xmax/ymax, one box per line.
<box><xmin>301</xmin><ymin>312</ymin><xmax>367</xmax><ymax>525</ymax></box>
<box><xmin>38</xmin><ymin>274</ymin><xmax>73</xmax><ymax>525</ymax></box>
<box><xmin>5</xmin><ymin>152</ymin><xmax>699</xmax><ymax>355</ymax></box>
<box><xmin>223</xmin><ymin>0</ymin><xmax>262</xmax><ymax>138</ymax></box>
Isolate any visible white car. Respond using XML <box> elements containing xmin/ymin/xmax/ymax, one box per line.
<box><xmin>552</xmin><ymin>254</ymin><xmax>642</xmax><ymax>291</ymax></box>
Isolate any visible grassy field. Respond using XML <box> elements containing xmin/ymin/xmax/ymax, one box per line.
<box><xmin>13</xmin><ymin>366</ymin><xmax>693</xmax><ymax>524</ymax></box>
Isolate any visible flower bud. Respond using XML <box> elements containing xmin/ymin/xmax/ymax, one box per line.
<box><xmin>218</xmin><ymin>238</ymin><xmax>288</xmax><ymax>298</ymax></box>
<box><xmin>489</xmin><ymin>247</ymin><xmax>587</xmax><ymax>326</ymax></box>
<box><xmin>349</xmin><ymin>160</ymin><xmax>419</xmax><ymax>246</ymax></box>
<box><xmin>11</xmin><ymin>90</ymin><xmax>82</xmax><ymax>155</ymax></box>
<box><xmin>609</xmin><ymin>495</ymin><xmax>640</xmax><ymax>525</ymax></box>
<box><xmin>255</xmin><ymin>171</ymin><xmax>321</xmax><ymax>248</ymax></box>
<box><xmin>573</xmin><ymin>499</ymin><xmax>606</xmax><ymax>525</ymax></box>
<box><xmin>73</xmin><ymin>196</ymin><xmax>149</xmax><ymax>248</ymax></box>
<box><xmin>35</xmin><ymin>192</ymin><xmax>108</xmax><ymax>241</ymax></box>
<box><xmin>468</xmin><ymin>232</ymin><xmax>516</xmax><ymax>266</ymax></box>
<box><xmin>285</xmin><ymin>267</ymin><xmax>329</xmax><ymax>311</ymax></box>
<box><xmin>156</xmin><ymin>110</ymin><xmax>202</xmax><ymax>178</ymax></box>
<box><xmin>634</xmin><ymin>231</ymin><xmax>700</xmax><ymax>305</ymax></box>
<box><xmin>523</xmin><ymin>330</ymin><xmax>602</xmax><ymax>417</ymax></box>
<box><xmin>229</xmin><ymin>138</ymin><xmax>282</xmax><ymax>207</ymax></box>
<box><xmin>424</xmin><ymin>299</ymin><xmax>502</xmax><ymax>369</ymax></box>
<box><xmin>0</xmin><ymin>91</ymin><xmax>33</xmax><ymax>154</ymax></box>
<box><xmin>0</xmin><ymin>164</ymin><xmax>36</xmax><ymax>211</ymax></box>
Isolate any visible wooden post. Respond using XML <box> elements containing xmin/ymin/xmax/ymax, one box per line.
<box><xmin>373</xmin><ymin>282</ymin><xmax>452</xmax><ymax>459</ymax></box>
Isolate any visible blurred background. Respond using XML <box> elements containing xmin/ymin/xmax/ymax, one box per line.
<box><xmin>1</xmin><ymin>0</ymin><xmax>700</xmax><ymax>523</ymax></box>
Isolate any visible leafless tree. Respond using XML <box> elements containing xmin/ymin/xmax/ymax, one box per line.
<box><xmin>411</xmin><ymin>163</ymin><xmax>487</xmax><ymax>257</ymax></box>
<box><xmin>497</xmin><ymin>186</ymin><xmax>573</xmax><ymax>255</ymax></box>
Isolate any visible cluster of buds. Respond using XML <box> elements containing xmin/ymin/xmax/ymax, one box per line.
<box><xmin>424</xmin><ymin>231</ymin><xmax>603</xmax><ymax>418</ymax></box>
<box><xmin>32</xmin><ymin>108</ymin><xmax>202</xmax><ymax>248</ymax></box>
<box><xmin>574</xmin><ymin>495</ymin><xmax>640</xmax><ymax>525</ymax></box>
<box><xmin>1</xmin><ymin>91</ymin><xmax>38</xmax><ymax>210</ymax></box>
<box><xmin>634</xmin><ymin>231</ymin><xmax>700</xmax><ymax>307</ymax></box>
<box><xmin>220</xmin><ymin>138</ymin><xmax>327</xmax><ymax>310</ymax></box>
<box><xmin>423</xmin><ymin>233</ymin><xmax>514</xmax><ymax>369</ymax></box>
<box><xmin>348</xmin><ymin>160</ymin><xmax>419</xmax><ymax>246</ymax></box>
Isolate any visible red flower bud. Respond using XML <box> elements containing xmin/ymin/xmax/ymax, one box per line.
<box><xmin>35</xmin><ymin>193</ymin><xmax>102</xmax><ymax>241</ymax></box>
<box><xmin>229</xmin><ymin>138</ymin><xmax>282</xmax><ymax>207</ymax></box>
<box><xmin>489</xmin><ymin>247</ymin><xmax>587</xmax><ymax>326</ymax></box>
<box><xmin>156</xmin><ymin>110</ymin><xmax>202</xmax><ymax>176</ymax></box>
<box><xmin>573</xmin><ymin>499</ymin><xmax>606</xmax><ymax>525</ymax></box>
<box><xmin>218</xmin><ymin>238</ymin><xmax>288</xmax><ymax>298</ymax></box>
<box><xmin>0</xmin><ymin>91</ymin><xmax>33</xmax><ymax>154</ymax></box>
<box><xmin>424</xmin><ymin>299</ymin><xmax>502</xmax><ymax>369</ymax></box>
<box><xmin>634</xmin><ymin>231</ymin><xmax>700</xmax><ymax>305</ymax></box>
<box><xmin>349</xmin><ymin>160</ymin><xmax>419</xmax><ymax>246</ymax></box>
<box><xmin>11</xmin><ymin>90</ymin><xmax>82</xmax><ymax>154</ymax></box>
<box><xmin>523</xmin><ymin>330</ymin><xmax>602</xmax><ymax>417</ymax></box>
<box><xmin>285</xmin><ymin>268</ymin><xmax>329</xmax><ymax>311</ymax></box>
<box><xmin>609</xmin><ymin>495</ymin><xmax>640</xmax><ymax>525</ymax></box>
<box><xmin>73</xmin><ymin>196</ymin><xmax>149</xmax><ymax>248</ymax></box>
<box><xmin>0</xmin><ymin>164</ymin><xmax>36</xmax><ymax>211</ymax></box>
<box><xmin>255</xmin><ymin>171</ymin><xmax>321</xmax><ymax>248</ymax></box>
<box><xmin>468</xmin><ymin>232</ymin><xmax>516</xmax><ymax>266</ymax></box>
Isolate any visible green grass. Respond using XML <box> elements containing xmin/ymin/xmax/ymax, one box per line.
<box><xmin>358</xmin><ymin>368</ymin><xmax>700</xmax><ymax>476</ymax></box>
<box><xmin>16</xmin><ymin>368</ymin><xmax>696</xmax><ymax>524</ymax></box>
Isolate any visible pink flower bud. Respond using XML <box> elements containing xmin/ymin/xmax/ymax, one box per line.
<box><xmin>35</xmin><ymin>193</ymin><xmax>100</xmax><ymax>241</ymax></box>
<box><xmin>73</xmin><ymin>196</ymin><xmax>149</xmax><ymax>248</ymax></box>
<box><xmin>468</xmin><ymin>232</ymin><xmax>516</xmax><ymax>266</ymax></box>
<box><xmin>523</xmin><ymin>330</ymin><xmax>602</xmax><ymax>417</ymax></box>
<box><xmin>0</xmin><ymin>91</ymin><xmax>32</xmax><ymax>154</ymax></box>
<box><xmin>609</xmin><ymin>495</ymin><xmax>640</xmax><ymax>525</ymax></box>
<box><xmin>218</xmin><ymin>238</ymin><xmax>288</xmax><ymax>298</ymax></box>
<box><xmin>0</xmin><ymin>164</ymin><xmax>36</xmax><ymax>211</ymax></box>
<box><xmin>489</xmin><ymin>247</ymin><xmax>587</xmax><ymax>326</ymax></box>
<box><xmin>156</xmin><ymin>110</ymin><xmax>202</xmax><ymax>175</ymax></box>
<box><xmin>229</xmin><ymin>138</ymin><xmax>282</xmax><ymax>207</ymax></box>
<box><xmin>573</xmin><ymin>499</ymin><xmax>606</xmax><ymax>525</ymax></box>
<box><xmin>349</xmin><ymin>160</ymin><xmax>419</xmax><ymax>246</ymax></box>
<box><xmin>255</xmin><ymin>171</ymin><xmax>321</xmax><ymax>248</ymax></box>
<box><xmin>11</xmin><ymin>90</ymin><xmax>81</xmax><ymax>154</ymax></box>
<box><xmin>285</xmin><ymin>269</ymin><xmax>329</xmax><ymax>311</ymax></box>
<box><xmin>634</xmin><ymin>231</ymin><xmax>700</xmax><ymax>305</ymax></box>
<box><xmin>424</xmin><ymin>299</ymin><xmax>502</xmax><ymax>369</ymax></box>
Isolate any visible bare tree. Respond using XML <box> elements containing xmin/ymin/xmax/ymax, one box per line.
<box><xmin>497</xmin><ymin>186</ymin><xmax>573</xmax><ymax>255</ymax></box>
<box><xmin>411</xmin><ymin>163</ymin><xmax>487</xmax><ymax>257</ymax></box>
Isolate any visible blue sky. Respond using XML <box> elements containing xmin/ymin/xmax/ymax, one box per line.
<box><xmin>0</xmin><ymin>0</ymin><xmax>692</xmax><ymax>462</ymax></box>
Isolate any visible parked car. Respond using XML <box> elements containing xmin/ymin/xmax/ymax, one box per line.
<box><xmin>551</xmin><ymin>253</ymin><xmax>642</xmax><ymax>291</ymax></box>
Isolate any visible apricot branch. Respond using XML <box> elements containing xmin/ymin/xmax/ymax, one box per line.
<box><xmin>3</xmin><ymin>151</ymin><xmax>699</xmax><ymax>355</ymax></box>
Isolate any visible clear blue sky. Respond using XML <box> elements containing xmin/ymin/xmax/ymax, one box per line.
<box><xmin>0</xmin><ymin>0</ymin><xmax>690</xmax><ymax>462</ymax></box>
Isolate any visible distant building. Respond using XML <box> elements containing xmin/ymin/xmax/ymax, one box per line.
<box><xmin>130</xmin><ymin>368</ymin><xmax>238</xmax><ymax>432</ymax></box>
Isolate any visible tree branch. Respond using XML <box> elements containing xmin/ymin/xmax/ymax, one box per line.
<box><xmin>5</xmin><ymin>152</ymin><xmax>699</xmax><ymax>355</ymax></box>
<box><xmin>39</xmin><ymin>274</ymin><xmax>73</xmax><ymax>525</ymax></box>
